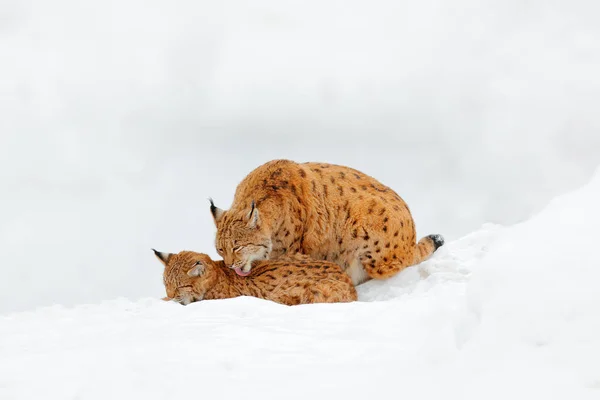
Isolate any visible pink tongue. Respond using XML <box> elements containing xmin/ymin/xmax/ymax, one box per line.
<box><xmin>234</xmin><ymin>267</ymin><xmax>251</xmax><ymax>277</ymax></box>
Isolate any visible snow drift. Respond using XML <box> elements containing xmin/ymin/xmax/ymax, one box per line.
<box><xmin>2</xmin><ymin>0</ymin><xmax>600</xmax><ymax>314</ymax></box>
<box><xmin>1</xmin><ymin>168</ymin><xmax>599</xmax><ymax>399</ymax></box>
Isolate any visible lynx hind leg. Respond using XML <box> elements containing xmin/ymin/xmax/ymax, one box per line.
<box><xmin>362</xmin><ymin>233</ymin><xmax>445</xmax><ymax>280</ymax></box>
<box><xmin>361</xmin><ymin>256</ymin><xmax>413</xmax><ymax>280</ymax></box>
<box><xmin>360</xmin><ymin>241</ymin><xmax>416</xmax><ymax>280</ymax></box>
<box><xmin>414</xmin><ymin>234</ymin><xmax>445</xmax><ymax>264</ymax></box>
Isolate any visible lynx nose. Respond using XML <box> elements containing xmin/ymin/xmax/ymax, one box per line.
<box><xmin>223</xmin><ymin>255</ymin><xmax>234</xmax><ymax>267</ymax></box>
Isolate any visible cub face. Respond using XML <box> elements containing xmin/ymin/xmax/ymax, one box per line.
<box><xmin>210</xmin><ymin>199</ymin><xmax>272</xmax><ymax>276</ymax></box>
<box><xmin>153</xmin><ymin>249</ymin><xmax>219</xmax><ymax>305</ymax></box>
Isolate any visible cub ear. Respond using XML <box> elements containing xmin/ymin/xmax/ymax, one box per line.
<box><xmin>209</xmin><ymin>198</ymin><xmax>225</xmax><ymax>225</ymax></box>
<box><xmin>246</xmin><ymin>200</ymin><xmax>260</xmax><ymax>228</ymax></box>
<box><xmin>152</xmin><ymin>249</ymin><xmax>173</xmax><ymax>265</ymax></box>
<box><xmin>187</xmin><ymin>261</ymin><xmax>206</xmax><ymax>277</ymax></box>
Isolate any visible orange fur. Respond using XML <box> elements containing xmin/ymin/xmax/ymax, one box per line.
<box><xmin>211</xmin><ymin>160</ymin><xmax>444</xmax><ymax>285</ymax></box>
<box><xmin>155</xmin><ymin>250</ymin><xmax>357</xmax><ymax>306</ymax></box>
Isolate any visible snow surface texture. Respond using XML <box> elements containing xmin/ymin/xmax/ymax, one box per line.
<box><xmin>1</xmin><ymin>0</ymin><xmax>600</xmax><ymax>313</ymax></box>
<box><xmin>2</xmin><ymin>169</ymin><xmax>600</xmax><ymax>399</ymax></box>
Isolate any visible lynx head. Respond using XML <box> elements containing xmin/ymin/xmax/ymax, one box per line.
<box><xmin>210</xmin><ymin>199</ymin><xmax>272</xmax><ymax>276</ymax></box>
<box><xmin>153</xmin><ymin>249</ymin><xmax>220</xmax><ymax>305</ymax></box>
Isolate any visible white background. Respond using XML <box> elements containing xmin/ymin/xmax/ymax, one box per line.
<box><xmin>1</xmin><ymin>0</ymin><xmax>599</xmax><ymax>313</ymax></box>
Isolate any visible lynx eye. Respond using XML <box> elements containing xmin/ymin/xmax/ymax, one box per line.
<box><xmin>232</xmin><ymin>246</ymin><xmax>242</xmax><ymax>253</ymax></box>
<box><xmin>195</xmin><ymin>261</ymin><xmax>202</xmax><ymax>266</ymax></box>
<box><xmin>217</xmin><ymin>248</ymin><xmax>224</xmax><ymax>254</ymax></box>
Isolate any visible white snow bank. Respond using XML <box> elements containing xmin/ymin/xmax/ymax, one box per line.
<box><xmin>456</xmin><ymin>166</ymin><xmax>600</xmax><ymax>398</ymax></box>
<box><xmin>1</xmin><ymin>170</ymin><xmax>600</xmax><ymax>399</ymax></box>
<box><xmin>2</xmin><ymin>0</ymin><xmax>600</xmax><ymax>314</ymax></box>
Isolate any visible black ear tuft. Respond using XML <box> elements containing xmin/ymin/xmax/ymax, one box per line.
<box><xmin>209</xmin><ymin>198</ymin><xmax>225</xmax><ymax>223</ymax></box>
<box><xmin>152</xmin><ymin>248</ymin><xmax>171</xmax><ymax>264</ymax></box>
<box><xmin>209</xmin><ymin>198</ymin><xmax>217</xmax><ymax>216</ymax></box>
<box><xmin>247</xmin><ymin>200</ymin><xmax>260</xmax><ymax>228</ymax></box>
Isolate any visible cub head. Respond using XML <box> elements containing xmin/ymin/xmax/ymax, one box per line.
<box><xmin>153</xmin><ymin>249</ymin><xmax>220</xmax><ymax>305</ymax></box>
<box><xmin>210</xmin><ymin>199</ymin><xmax>272</xmax><ymax>276</ymax></box>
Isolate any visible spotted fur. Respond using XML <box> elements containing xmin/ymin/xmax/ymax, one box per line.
<box><xmin>153</xmin><ymin>250</ymin><xmax>357</xmax><ymax>306</ymax></box>
<box><xmin>211</xmin><ymin>160</ymin><xmax>444</xmax><ymax>285</ymax></box>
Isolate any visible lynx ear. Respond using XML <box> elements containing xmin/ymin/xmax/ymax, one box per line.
<box><xmin>152</xmin><ymin>249</ymin><xmax>172</xmax><ymax>265</ymax></box>
<box><xmin>246</xmin><ymin>200</ymin><xmax>260</xmax><ymax>228</ymax></box>
<box><xmin>209</xmin><ymin>198</ymin><xmax>225</xmax><ymax>225</ymax></box>
<box><xmin>187</xmin><ymin>261</ymin><xmax>206</xmax><ymax>277</ymax></box>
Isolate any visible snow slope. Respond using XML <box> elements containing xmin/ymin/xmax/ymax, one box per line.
<box><xmin>2</xmin><ymin>0</ymin><xmax>600</xmax><ymax>313</ymax></box>
<box><xmin>2</xmin><ymin>169</ymin><xmax>599</xmax><ymax>399</ymax></box>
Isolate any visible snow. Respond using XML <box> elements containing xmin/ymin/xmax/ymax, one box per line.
<box><xmin>2</xmin><ymin>170</ymin><xmax>600</xmax><ymax>399</ymax></box>
<box><xmin>2</xmin><ymin>0</ymin><xmax>600</xmax><ymax>313</ymax></box>
<box><xmin>1</xmin><ymin>1</ymin><xmax>600</xmax><ymax>396</ymax></box>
